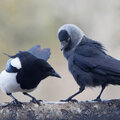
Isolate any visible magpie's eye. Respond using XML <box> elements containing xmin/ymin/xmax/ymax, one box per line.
<box><xmin>58</xmin><ymin>30</ymin><xmax>70</xmax><ymax>42</ymax></box>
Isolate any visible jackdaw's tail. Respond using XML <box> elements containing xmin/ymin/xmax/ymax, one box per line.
<box><xmin>28</xmin><ymin>45</ymin><xmax>51</xmax><ymax>61</ymax></box>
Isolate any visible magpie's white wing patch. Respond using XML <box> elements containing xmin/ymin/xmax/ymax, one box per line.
<box><xmin>11</xmin><ymin>57</ymin><xmax>22</xmax><ymax>69</ymax></box>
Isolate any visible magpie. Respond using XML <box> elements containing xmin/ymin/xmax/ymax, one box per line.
<box><xmin>0</xmin><ymin>45</ymin><xmax>61</xmax><ymax>105</ymax></box>
<box><xmin>58</xmin><ymin>24</ymin><xmax>120</xmax><ymax>101</ymax></box>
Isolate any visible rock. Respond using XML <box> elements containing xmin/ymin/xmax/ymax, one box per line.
<box><xmin>0</xmin><ymin>99</ymin><xmax>120</xmax><ymax>120</ymax></box>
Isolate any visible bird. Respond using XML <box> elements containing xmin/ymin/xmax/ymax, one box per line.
<box><xmin>0</xmin><ymin>45</ymin><xmax>61</xmax><ymax>105</ymax></box>
<box><xmin>58</xmin><ymin>24</ymin><xmax>120</xmax><ymax>102</ymax></box>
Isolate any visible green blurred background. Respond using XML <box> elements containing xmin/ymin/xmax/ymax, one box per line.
<box><xmin>0</xmin><ymin>0</ymin><xmax>120</xmax><ymax>102</ymax></box>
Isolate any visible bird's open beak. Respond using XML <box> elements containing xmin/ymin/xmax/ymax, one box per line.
<box><xmin>61</xmin><ymin>41</ymin><xmax>68</xmax><ymax>51</ymax></box>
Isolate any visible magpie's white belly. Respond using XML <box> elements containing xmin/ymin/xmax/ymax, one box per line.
<box><xmin>0</xmin><ymin>70</ymin><xmax>35</xmax><ymax>94</ymax></box>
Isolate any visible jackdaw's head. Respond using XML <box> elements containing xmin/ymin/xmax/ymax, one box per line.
<box><xmin>58</xmin><ymin>24</ymin><xmax>85</xmax><ymax>51</ymax></box>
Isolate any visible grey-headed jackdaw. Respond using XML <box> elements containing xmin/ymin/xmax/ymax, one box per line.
<box><xmin>58</xmin><ymin>24</ymin><xmax>120</xmax><ymax>101</ymax></box>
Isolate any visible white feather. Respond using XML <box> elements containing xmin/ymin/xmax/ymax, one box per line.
<box><xmin>0</xmin><ymin>70</ymin><xmax>35</xmax><ymax>94</ymax></box>
<box><xmin>11</xmin><ymin>57</ymin><xmax>22</xmax><ymax>69</ymax></box>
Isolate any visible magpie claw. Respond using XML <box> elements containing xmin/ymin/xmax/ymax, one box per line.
<box><xmin>10</xmin><ymin>99</ymin><xmax>23</xmax><ymax>107</ymax></box>
<box><xmin>93</xmin><ymin>98</ymin><xmax>102</xmax><ymax>102</ymax></box>
<box><xmin>30</xmin><ymin>98</ymin><xmax>41</xmax><ymax>105</ymax></box>
<box><xmin>60</xmin><ymin>99</ymin><xmax>78</xmax><ymax>102</ymax></box>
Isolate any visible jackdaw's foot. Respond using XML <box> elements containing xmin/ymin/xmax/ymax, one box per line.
<box><xmin>93</xmin><ymin>98</ymin><xmax>102</xmax><ymax>102</ymax></box>
<box><xmin>60</xmin><ymin>98</ymin><xmax>78</xmax><ymax>102</ymax></box>
<box><xmin>10</xmin><ymin>99</ymin><xmax>23</xmax><ymax>107</ymax></box>
<box><xmin>30</xmin><ymin>98</ymin><xmax>42</xmax><ymax>105</ymax></box>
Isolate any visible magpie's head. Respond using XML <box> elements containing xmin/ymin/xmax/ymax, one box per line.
<box><xmin>47</xmin><ymin>68</ymin><xmax>61</xmax><ymax>78</ymax></box>
<box><xmin>58</xmin><ymin>24</ymin><xmax>85</xmax><ymax>51</ymax></box>
<box><xmin>36</xmin><ymin>59</ymin><xmax>61</xmax><ymax>78</ymax></box>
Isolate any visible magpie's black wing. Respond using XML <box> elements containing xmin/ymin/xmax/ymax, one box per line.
<box><xmin>73</xmin><ymin>40</ymin><xmax>120</xmax><ymax>76</ymax></box>
<box><xmin>4</xmin><ymin>45</ymin><xmax>51</xmax><ymax>61</ymax></box>
<box><xmin>16</xmin><ymin>59</ymin><xmax>51</xmax><ymax>90</ymax></box>
<box><xmin>34</xmin><ymin>59</ymin><xmax>52</xmax><ymax>70</ymax></box>
<box><xmin>28</xmin><ymin>45</ymin><xmax>51</xmax><ymax>61</ymax></box>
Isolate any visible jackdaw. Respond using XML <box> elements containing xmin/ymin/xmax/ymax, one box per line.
<box><xmin>0</xmin><ymin>45</ymin><xmax>61</xmax><ymax>105</ymax></box>
<box><xmin>58</xmin><ymin>24</ymin><xmax>120</xmax><ymax>101</ymax></box>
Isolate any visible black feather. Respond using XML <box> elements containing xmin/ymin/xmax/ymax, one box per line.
<box><xmin>73</xmin><ymin>36</ymin><xmax>120</xmax><ymax>86</ymax></box>
<box><xmin>28</xmin><ymin>45</ymin><xmax>51</xmax><ymax>61</ymax></box>
<box><xmin>15</xmin><ymin>51</ymin><xmax>60</xmax><ymax>89</ymax></box>
<box><xmin>62</xmin><ymin>34</ymin><xmax>120</xmax><ymax>101</ymax></box>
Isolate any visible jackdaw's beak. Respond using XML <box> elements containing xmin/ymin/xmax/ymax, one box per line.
<box><xmin>61</xmin><ymin>41</ymin><xmax>68</xmax><ymax>51</ymax></box>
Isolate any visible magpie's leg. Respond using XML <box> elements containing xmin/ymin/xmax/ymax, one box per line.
<box><xmin>93</xmin><ymin>84</ymin><xmax>106</xmax><ymax>101</ymax></box>
<box><xmin>61</xmin><ymin>86</ymin><xmax>85</xmax><ymax>102</ymax></box>
<box><xmin>23</xmin><ymin>92</ymin><xmax>41</xmax><ymax>105</ymax></box>
<box><xmin>7</xmin><ymin>93</ymin><xmax>22</xmax><ymax>106</ymax></box>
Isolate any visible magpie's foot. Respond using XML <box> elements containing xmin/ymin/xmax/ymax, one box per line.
<box><xmin>10</xmin><ymin>99</ymin><xmax>23</xmax><ymax>107</ymax></box>
<box><xmin>60</xmin><ymin>99</ymin><xmax>78</xmax><ymax>102</ymax></box>
<box><xmin>38</xmin><ymin>100</ymin><xmax>43</xmax><ymax>102</ymax></box>
<box><xmin>30</xmin><ymin>98</ymin><xmax>41</xmax><ymax>105</ymax></box>
<box><xmin>70</xmin><ymin>99</ymin><xmax>78</xmax><ymax>102</ymax></box>
<box><xmin>93</xmin><ymin>98</ymin><xmax>102</xmax><ymax>102</ymax></box>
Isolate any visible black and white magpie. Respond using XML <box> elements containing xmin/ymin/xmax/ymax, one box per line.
<box><xmin>0</xmin><ymin>45</ymin><xmax>61</xmax><ymax>105</ymax></box>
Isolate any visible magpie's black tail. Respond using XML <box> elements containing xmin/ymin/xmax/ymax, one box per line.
<box><xmin>28</xmin><ymin>45</ymin><xmax>51</xmax><ymax>61</ymax></box>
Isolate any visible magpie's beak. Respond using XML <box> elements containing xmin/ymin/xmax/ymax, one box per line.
<box><xmin>50</xmin><ymin>70</ymin><xmax>61</xmax><ymax>78</ymax></box>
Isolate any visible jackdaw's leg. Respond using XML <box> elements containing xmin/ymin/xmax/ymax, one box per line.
<box><xmin>7</xmin><ymin>93</ymin><xmax>23</xmax><ymax>106</ymax></box>
<box><xmin>23</xmin><ymin>92</ymin><xmax>41</xmax><ymax>105</ymax></box>
<box><xmin>61</xmin><ymin>86</ymin><xmax>85</xmax><ymax>102</ymax></box>
<box><xmin>93</xmin><ymin>84</ymin><xmax>106</xmax><ymax>101</ymax></box>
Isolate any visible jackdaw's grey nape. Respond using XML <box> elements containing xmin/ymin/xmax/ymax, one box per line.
<box><xmin>0</xmin><ymin>45</ymin><xmax>61</xmax><ymax>106</ymax></box>
<box><xmin>58</xmin><ymin>24</ymin><xmax>120</xmax><ymax>101</ymax></box>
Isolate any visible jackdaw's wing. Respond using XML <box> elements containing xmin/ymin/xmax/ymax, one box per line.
<box><xmin>28</xmin><ymin>45</ymin><xmax>51</xmax><ymax>61</ymax></box>
<box><xmin>74</xmin><ymin>46</ymin><xmax>120</xmax><ymax>76</ymax></box>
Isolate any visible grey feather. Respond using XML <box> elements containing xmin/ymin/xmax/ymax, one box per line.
<box><xmin>28</xmin><ymin>45</ymin><xmax>51</xmax><ymax>61</ymax></box>
<box><xmin>58</xmin><ymin>24</ymin><xmax>120</xmax><ymax>101</ymax></box>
